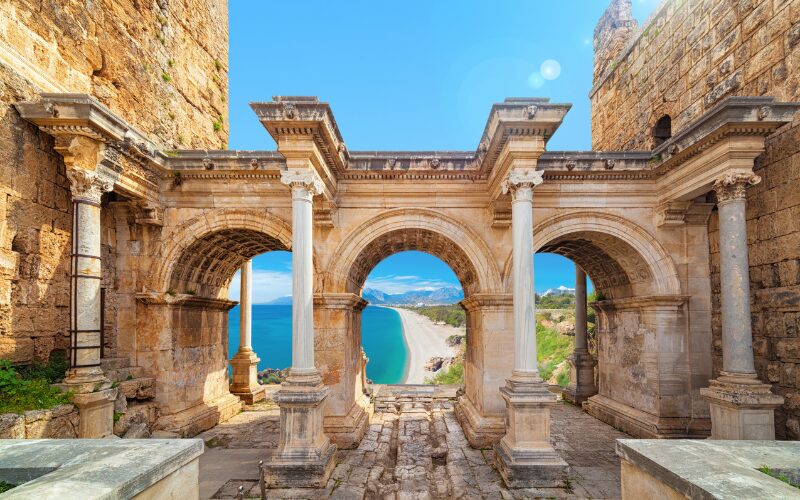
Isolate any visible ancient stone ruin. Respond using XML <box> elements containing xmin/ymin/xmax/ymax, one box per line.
<box><xmin>1</xmin><ymin>0</ymin><xmax>800</xmax><ymax>497</ymax></box>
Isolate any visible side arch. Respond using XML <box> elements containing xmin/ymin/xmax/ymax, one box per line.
<box><xmin>152</xmin><ymin>208</ymin><xmax>294</xmax><ymax>297</ymax></box>
<box><xmin>325</xmin><ymin>208</ymin><xmax>503</xmax><ymax>296</ymax></box>
<box><xmin>501</xmin><ymin>211</ymin><xmax>682</xmax><ymax>299</ymax></box>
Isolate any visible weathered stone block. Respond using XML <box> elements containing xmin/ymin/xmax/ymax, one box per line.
<box><xmin>0</xmin><ymin>413</ymin><xmax>25</xmax><ymax>438</ymax></box>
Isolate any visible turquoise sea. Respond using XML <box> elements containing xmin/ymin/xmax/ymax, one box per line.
<box><xmin>228</xmin><ymin>305</ymin><xmax>408</xmax><ymax>384</ymax></box>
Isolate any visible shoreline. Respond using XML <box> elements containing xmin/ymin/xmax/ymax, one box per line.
<box><xmin>388</xmin><ymin>307</ymin><xmax>460</xmax><ymax>384</ymax></box>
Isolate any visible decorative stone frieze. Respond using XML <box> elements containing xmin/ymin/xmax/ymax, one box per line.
<box><xmin>654</xmin><ymin>201</ymin><xmax>692</xmax><ymax>227</ymax></box>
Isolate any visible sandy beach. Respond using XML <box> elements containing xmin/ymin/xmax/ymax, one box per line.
<box><xmin>389</xmin><ymin>307</ymin><xmax>462</xmax><ymax>384</ymax></box>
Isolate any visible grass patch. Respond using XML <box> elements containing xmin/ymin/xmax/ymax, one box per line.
<box><xmin>0</xmin><ymin>359</ymin><xmax>72</xmax><ymax>415</ymax></box>
<box><xmin>0</xmin><ymin>481</ymin><xmax>15</xmax><ymax>493</ymax></box>
<box><xmin>161</xmin><ymin>72</ymin><xmax>172</xmax><ymax>83</ymax></box>
<box><xmin>17</xmin><ymin>351</ymin><xmax>67</xmax><ymax>384</ymax></box>
<box><xmin>536</xmin><ymin>322</ymin><xmax>573</xmax><ymax>382</ymax></box>
<box><xmin>758</xmin><ymin>465</ymin><xmax>800</xmax><ymax>489</ymax></box>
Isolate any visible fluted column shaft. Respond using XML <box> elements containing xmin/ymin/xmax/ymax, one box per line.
<box><xmin>574</xmin><ymin>267</ymin><xmax>588</xmax><ymax>352</ymax></box>
<box><xmin>239</xmin><ymin>260</ymin><xmax>253</xmax><ymax>352</ymax></box>
<box><xmin>66</xmin><ymin>168</ymin><xmax>113</xmax><ymax>386</ymax></box>
<box><xmin>282</xmin><ymin>170</ymin><xmax>323</xmax><ymax>375</ymax></box>
<box><xmin>503</xmin><ymin>169</ymin><xmax>544</xmax><ymax>378</ymax></box>
<box><xmin>714</xmin><ymin>173</ymin><xmax>759</xmax><ymax>379</ymax></box>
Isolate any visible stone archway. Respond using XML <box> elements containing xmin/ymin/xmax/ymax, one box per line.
<box><xmin>502</xmin><ymin>211</ymin><xmax>709</xmax><ymax>438</ymax></box>
<box><xmin>320</xmin><ymin>208</ymin><xmax>508</xmax><ymax>448</ymax></box>
<box><xmin>137</xmin><ymin>208</ymin><xmax>294</xmax><ymax>436</ymax></box>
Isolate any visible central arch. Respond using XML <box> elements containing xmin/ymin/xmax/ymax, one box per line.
<box><xmin>321</xmin><ymin>208</ymin><xmax>508</xmax><ymax>448</ymax></box>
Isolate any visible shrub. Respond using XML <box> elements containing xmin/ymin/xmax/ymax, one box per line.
<box><xmin>424</xmin><ymin>362</ymin><xmax>463</xmax><ymax>385</ymax></box>
<box><xmin>18</xmin><ymin>351</ymin><xmax>68</xmax><ymax>384</ymax></box>
<box><xmin>0</xmin><ymin>360</ymin><xmax>72</xmax><ymax>414</ymax></box>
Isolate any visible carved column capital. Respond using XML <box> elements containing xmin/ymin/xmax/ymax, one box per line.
<box><xmin>713</xmin><ymin>172</ymin><xmax>761</xmax><ymax>203</ymax></box>
<box><xmin>66</xmin><ymin>168</ymin><xmax>114</xmax><ymax>204</ymax></box>
<box><xmin>501</xmin><ymin>169</ymin><xmax>543</xmax><ymax>201</ymax></box>
<box><xmin>280</xmin><ymin>169</ymin><xmax>324</xmax><ymax>200</ymax></box>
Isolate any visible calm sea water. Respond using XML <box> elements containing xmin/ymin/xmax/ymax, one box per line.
<box><xmin>228</xmin><ymin>305</ymin><xmax>407</xmax><ymax>384</ymax></box>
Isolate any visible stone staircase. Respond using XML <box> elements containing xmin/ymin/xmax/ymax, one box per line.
<box><xmin>101</xmin><ymin>357</ymin><xmax>158</xmax><ymax>438</ymax></box>
<box><xmin>372</xmin><ymin>384</ymin><xmax>459</xmax><ymax>413</ymax></box>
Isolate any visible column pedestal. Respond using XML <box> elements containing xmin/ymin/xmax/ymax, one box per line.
<box><xmin>266</xmin><ymin>372</ymin><xmax>337</xmax><ymax>488</ymax></box>
<box><xmin>700</xmin><ymin>373</ymin><xmax>783</xmax><ymax>440</ymax></box>
<box><xmin>561</xmin><ymin>350</ymin><xmax>597</xmax><ymax>406</ymax></box>
<box><xmin>494</xmin><ymin>375</ymin><xmax>569</xmax><ymax>488</ymax></box>
<box><xmin>73</xmin><ymin>388</ymin><xmax>117</xmax><ymax>438</ymax></box>
<box><xmin>229</xmin><ymin>349</ymin><xmax>265</xmax><ymax>405</ymax></box>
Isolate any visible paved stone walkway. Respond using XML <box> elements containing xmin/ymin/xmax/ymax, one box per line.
<box><xmin>198</xmin><ymin>386</ymin><xmax>629</xmax><ymax>499</ymax></box>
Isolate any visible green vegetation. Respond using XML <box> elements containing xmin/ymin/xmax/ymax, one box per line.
<box><xmin>758</xmin><ymin>465</ymin><xmax>800</xmax><ymax>489</ymax></box>
<box><xmin>409</xmin><ymin>304</ymin><xmax>465</xmax><ymax>328</ymax></box>
<box><xmin>0</xmin><ymin>481</ymin><xmax>15</xmax><ymax>493</ymax></box>
<box><xmin>536</xmin><ymin>323</ymin><xmax>573</xmax><ymax>384</ymax></box>
<box><xmin>17</xmin><ymin>351</ymin><xmax>67</xmax><ymax>384</ymax></box>
<box><xmin>536</xmin><ymin>292</ymin><xmax>575</xmax><ymax>310</ymax></box>
<box><xmin>161</xmin><ymin>72</ymin><xmax>171</xmax><ymax>83</ymax></box>
<box><xmin>113</xmin><ymin>411</ymin><xmax>122</xmax><ymax>423</ymax></box>
<box><xmin>261</xmin><ymin>373</ymin><xmax>281</xmax><ymax>385</ymax></box>
<box><xmin>424</xmin><ymin>362</ymin><xmax>463</xmax><ymax>385</ymax></box>
<box><xmin>212</xmin><ymin>118</ymin><xmax>223</xmax><ymax>132</ymax></box>
<box><xmin>0</xmin><ymin>359</ymin><xmax>71</xmax><ymax>415</ymax></box>
<box><xmin>214</xmin><ymin>59</ymin><xmax>223</xmax><ymax>71</ymax></box>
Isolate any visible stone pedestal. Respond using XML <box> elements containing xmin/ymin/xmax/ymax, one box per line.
<box><xmin>72</xmin><ymin>388</ymin><xmax>118</xmax><ymax>438</ymax></box>
<box><xmin>494</xmin><ymin>375</ymin><xmax>569</xmax><ymax>488</ymax></box>
<box><xmin>265</xmin><ymin>373</ymin><xmax>337</xmax><ymax>488</ymax></box>
<box><xmin>700</xmin><ymin>373</ymin><xmax>784</xmax><ymax>440</ymax></box>
<box><xmin>561</xmin><ymin>350</ymin><xmax>597</xmax><ymax>406</ymax></box>
<box><xmin>229</xmin><ymin>349</ymin><xmax>265</xmax><ymax>404</ymax></box>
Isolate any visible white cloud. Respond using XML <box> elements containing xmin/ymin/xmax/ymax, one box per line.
<box><xmin>228</xmin><ymin>269</ymin><xmax>293</xmax><ymax>304</ymax></box>
<box><xmin>364</xmin><ymin>274</ymin><xmax>458</xmax><ymax>295</ymax></box>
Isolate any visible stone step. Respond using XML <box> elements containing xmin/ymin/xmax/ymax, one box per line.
<box><xmin>117</xmin><ymin>377</ymin><xmax>156</xmax><ymax>401</ymax></box>
<box><xmin>105</xmin><ymin>366</ymin><xmax>146</xmax><ymax>383</ymax></box>
<box><xmin>101</xmin><ymin>357</ymin><xmax>132</xmax><ymax>371</ymax></box>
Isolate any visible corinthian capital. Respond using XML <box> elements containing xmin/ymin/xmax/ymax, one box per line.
<box><xmin>66</xmin><ymin>168</ymin><xmax>114</xmax><ymax>204</ymax></box>
<box><xmin>501</xmin><ymin>169</ymin><xmax>543</xmax><ymax>200</ymax></box>
<box><xmin>713</xmin><ymin>172</ymin><xmax>761</xmax><ymax>203</ymax></box>
<box><xmin>280</xmin><ymin>169</ymin><xmax>324</xmax><ymax>199</ymax></box>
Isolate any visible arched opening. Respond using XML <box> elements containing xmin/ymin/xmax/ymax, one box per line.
<box><xmin>522</xmin><ymin>213</ymin><xmax>708</xmax><ymax>438</ymax></box>
<box><xmin>360</xmin><ymin>251</ymin><xmax>465</xmax><ymax>385</ymax></box>
<box><xmin>142</xmin><ymin>219</ymin><xmax>293</xmax><ymax>434</ymax></box>
<box><xmin>652</xmin><ymin>114</ymin><xmax>672</xmax><ymax>147</ymax></box>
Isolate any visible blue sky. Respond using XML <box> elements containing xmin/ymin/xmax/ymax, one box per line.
<box><xmin>227</xmin><ymin>0</ymin><xmax>659</xmax><ymax>303</ymax></box>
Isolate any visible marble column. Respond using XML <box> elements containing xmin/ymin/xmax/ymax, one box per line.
<box><xmin>494</xmin><ymin>169</ymin><xmax>568</xmax><ymax>488</ymax></box>
<box><xmin>701</xmin><ymin>172</ymin><xmax>783</xmax><ymax>440</ymax></box>
<box><xmin>230</xmin><ymin>260</ymin><xmax>265</xmax><ymax>404</ymax></box>
<box><xmin>562</xmin><ymin>266</ymin><xmax>597</xmax><ymax>406</ymax></box>
<box><xmin>266</xmin><ymin>169</ymin><xmax>336</xmax><ymax>488</ymax></box>
<box><xmin>63</xmin><ymin>167</ymin><xmax>118</xmax><ymax>438</ymax></box>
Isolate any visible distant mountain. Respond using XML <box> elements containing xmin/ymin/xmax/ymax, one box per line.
<box><xmin>363</xmin><ymin>286</ymin><xmax>464</xmax><ymax>306</ymax></box>
<box><xmin>542</xmin><ymin>285</ymin><xmax>575</xmax><ymax>296</ymax></box>
<box><xmin>264</xmin><ymin>295</ymin><xmax>292</xmax><ymax>305</ymax></box>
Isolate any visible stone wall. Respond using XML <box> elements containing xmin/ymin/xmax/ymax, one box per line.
<box><xmin>0</xmin><ymin>0</ymin><xmax>228</xmax><ymax>365</ymax></box>
<box><xmin>592</xmin><ymin>0</ymin><xmax>800</xmax><ymax>438</ymax></box>
<box><xmin>0</xmin><ymin>404</ymin><xmax>79</xmax><ymax>438</ymax></box>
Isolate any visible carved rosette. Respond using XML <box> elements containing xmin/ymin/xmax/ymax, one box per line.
<box><xmin>66</xmin><ymin>168</ymin><xmax>114</xmax><ymax>204</ymax></box>
<box><xmin>501</xmin><ymin>169</ymin><xmax>544</xmax><ymax>201</ymax></box>
<box><xmin>713</xmin><ymin>172</ymin><xmax>761</xmax><ymax>204</ymax></box>
<box><xmin>280</xmin><ymin>169</ymin><xmax>324</xmax><ymax>200</ymax></box>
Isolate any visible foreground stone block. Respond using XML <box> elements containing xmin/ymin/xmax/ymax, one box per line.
<box><xmin>0</xmin><ymin>439</ymin><xmax>203</xmax><ymax>499</ymax></box>
<box><xmin>72</xmin><ymin>388</ymin><xmax>117</xmax><ymax>438</ymax></box>
<box><xmin>617</xmin><ymin>439</ymin><xmax>800</xmax><ymax>499</ymax></box>
<box><xmin>494</xmin><ymin>376</ymin><xmax>569</xmax><ymax>488</ymax></box>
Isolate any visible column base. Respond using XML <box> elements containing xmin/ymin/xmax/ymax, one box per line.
<box><xmin>156</xmin><ymin>393</ymin><xmax>243</xmax><ymax>437</ymax></box>
<box><xmin>229</xmin><ymin>349</ymin><xmax>265</xmax><ymax>405</ymax></box>
<box><xmin>454</xmin><ymin>395</ymin><xmax>505</xmax><ymax>448</ymax></box>
<box><xmin>584</xmin><ymin>394</ymin><xmax>710</xmax><ymax>438</ymax></box>
<box><xmin>494</xmin><ymin>374</ymin><xmax>568</xmax><ymax>488</ymax></box>
<box><xmin>72</xmin><ymin>388</ymin><xmax>117</xmax><ymax>438</ymax></box>
<box><xmin>700</xmin><ymin>372</ymin><xmax>784</xmax><ymax>440</ymax></box>
<box><xmin>266</xmin><ymin>371</ymin><xmax>337</xmax><ymax>488</ymax></box>
<box><xmin>62</xmin><ymin>366</ymin><xmax>111</xmax><ymax>395</ymax></box>
<box><xmin>561</xmin><ymin>350</ymin><xmax>597</xmax><ymax>407</ymax></box>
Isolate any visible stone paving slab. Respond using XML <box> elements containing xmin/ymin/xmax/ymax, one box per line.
<box><xmin>198</xmin><ymin>395</ymin><xmax>629</xmax><ymax>499</ymax></box>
